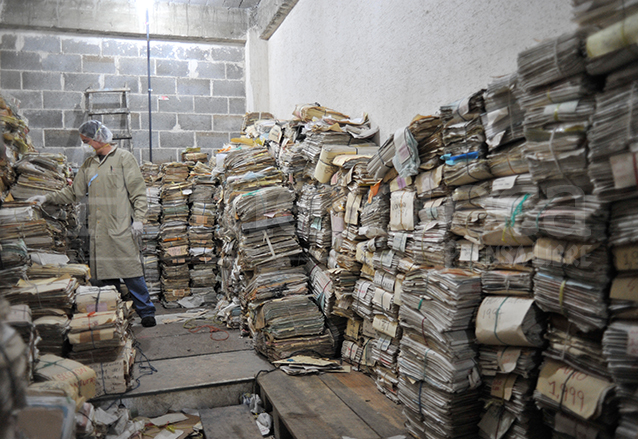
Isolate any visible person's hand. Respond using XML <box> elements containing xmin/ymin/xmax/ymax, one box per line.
<box><xmin>26</xmin><ymin>195</ymin><xmax>47</xmax><ymax>205</ymax></box>
<box><xmin>131</xmin><ymin>221</ymin><xmax>144</xmax><ymax>239</ymax></box>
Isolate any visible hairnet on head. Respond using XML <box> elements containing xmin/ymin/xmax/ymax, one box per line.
<box><xmin>78</xmin><ymin>120</ymin><xmax>113</xmax><ymax>143</ymax></box>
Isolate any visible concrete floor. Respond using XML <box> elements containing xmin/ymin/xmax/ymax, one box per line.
<box><xmin>93</xmin><ymin>305</ymin><xmax>274</xmax><ymax>417</ymax></box>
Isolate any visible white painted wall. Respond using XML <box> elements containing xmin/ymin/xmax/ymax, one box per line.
<box><xmin>248</xmin><ymin>0</ymin><xmax>576</xmax><ymax>141</ymax></box>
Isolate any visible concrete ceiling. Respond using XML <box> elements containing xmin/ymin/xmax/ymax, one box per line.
<box><xmin>156</xmin><ymin>0</ymin><xmax>260</xmax><ymax>8</ymax></box>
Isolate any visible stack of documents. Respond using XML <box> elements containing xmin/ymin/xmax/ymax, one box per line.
<box><xmin>532</xmin><ymin>237</ymin><xmax>611</xmax><ymax>332</ymax></box>
<box><xmin>517</xmin><ymin>31</ymin><xmax>586</xmax><ymax>91</ymax></box>
<box><xmin>68</xmin><ymin>308</ymin><xmax>128</xmax><ymax>363</ymax></box>
<box><xmin>406</xmin><ymin>198</ymin><xmax>454</xmax><ymax>267</ymax></box>
<box><xmin>242</xmin><ymin>266</ymin><xmax>308</xmax><ymax>304</ymax></box>
<box><xmin>3</xmin><ymin>277</ymin><xmax>78</xmax><ymax>318</ymax></box>
<box><xmin>534</xmin><ymin>358</ymin><xmax>617</xmax><ymax>436</ymax></box>
<box><xmin>585</xmin><ymin>9</ymin><xmax>638</xmax><ymax>75</ymax></box>
<box><xmin>359</xmin><ymin>184</ymin><xmax>391</xmax><ymax>239</ymax></box>
<box><xmin>521</xmin><ymin>194</ymin><xmax>609</xmax><ymax>243</ymax></box>
<box><xmin>0</xmin><ymin>307</ymin><xmax>27</xmax><ymax>433</ymax></box>
<box><xmin>9</xmin><ymin>153</ymin><xmax>68</xmax><ymax>200</ymax></box>
<box><xmin>398</xmin><ymin>268</ymin><xmax>483</xmax><ymax>437</ymax></box>
<box><xmin>33</xmin><ymin>310</ymin><xmax>70</xmax><ymax>356</ymax></box>
<box><xmin>487</xmin><ymin>140</ymin><xmax>532</xmax><ymax>177</ymax></box>
<box><xmin>250</xmin><ymin>295</ymin><xmax>330</xmax><ymax>361</ymax></box>
<box><xmin>544</xmin><ymin>315</ymin><xmax>609</xmax><ymax>378</ymax></box>
<box><xmin>588</xmin><ymin>64</ymin><xmax>638</xmax><ymax>202</ymax></box>
<box><xmin>603</xmin><ymin>320</ymin><xmax>638</xmax><ymax>439</ymax></box>
<box><xmin>482</xmin><ymin>73</ymin><xmax>526</xmax><ymax>150</ymax></box>
<box><xmin>408</xmin><ymin>114</ymin><xmax>443</xmax><ymax>171</ymax></box>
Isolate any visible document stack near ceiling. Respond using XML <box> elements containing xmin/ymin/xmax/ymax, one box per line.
<box><xmin>158</xmin><ymin>162</ymin><xmax>192</xmax><ymax>304</ymax></box>
<box><xmin>575</xmin><ymin>2</ymin><xmax>638</xmax><ymax>438</ymax></box>
<box><xmin>515</xmin><ymin>19</ymin><xmax>620</xmax><ymax>437</ymax></box>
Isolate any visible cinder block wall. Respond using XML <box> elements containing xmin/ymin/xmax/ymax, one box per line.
<box><xmin>0</xmin><ymin>30</ymin><xmax>245</xmax><ymax>165</ymax></box>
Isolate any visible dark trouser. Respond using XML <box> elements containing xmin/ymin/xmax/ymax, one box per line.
<box><xmin>100</xmin><ymin>276</ymin><xmax>156</xmax><ymax>318</ymax></box>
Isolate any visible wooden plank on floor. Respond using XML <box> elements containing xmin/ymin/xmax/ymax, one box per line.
<box><xmin>200</xmin><ymin>405</ymin><xmax>264</xmax><ymax>439</ymax></box>
<box><xmin>319</xmin><ymin>372</ymin><xmax>408</xmax><ymax>438</ymax></box>
<box><xmin>258</xmin><ymin>369</ymin><xmax>381</xmax><ymax>439</ymax></box>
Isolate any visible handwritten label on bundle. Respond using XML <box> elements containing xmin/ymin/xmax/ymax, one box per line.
<box><xmin>415</xmin><ymin>167</ymin><xmax>443</xmax><ymax>195</ymax></box>
<box><xmin>628</xmin><ymin>327</ymin><xmax>638</xmax><ymax>357</ymax></box>
<box><xmin>613</xmin><ymin>244</ymin><xmax>638</xmax><ymax>271</ymax></box>
<box><xmin>536</xmin><ymin>359</ymin><xmax>614</xmax><ymax>420</ymax></box>
<box><xmin>610</xmin><ymin>275</ymin><xmax>638</xmax><ymax>302</ymax></box>
<box><xmin>459</xmin><ymin>241</ymin><xmax>479</xmax><ymax>262</ymax></box>
<box><xmin>475</xmin><ymin>296</ymin><xmax>537</xmax><ymax>347</ymax></box>
<box><xmin>492</xmin><ymin>175</ymin><xmax>518</xmax><ymax>191</ymax></box>
<box><xmin>490</xmin><ymin>373</ymin><xmax>517</xmax><ymax>401</ymax></box>
<box><xmin>390</xmin><ymin>191</ymin><xmax>415</xmax><ymax>231</ymax></box>
<box><xmin>89</xmin><ymin>359</ymin><xmax>128</xmax><ymax>395</ymax></box>
<box><xmin>373</xmin><ymin>315</ymin><xmax>398</xmax><ymax>338</ymax></box>
<box><xmin>392</xmin><ymin>232</ymin><xmax>408</xmax><ymax>252</ymax></box>
<box><xmin>610</xmin><ymin>152</ymin><xmax>638</xmax><ymax>189</ymax></box>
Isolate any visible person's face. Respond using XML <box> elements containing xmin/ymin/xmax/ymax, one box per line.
<box><xmin>80</xmin><ymin>134</ymin><xmax>107</xmax><ymax>152</ymax></box>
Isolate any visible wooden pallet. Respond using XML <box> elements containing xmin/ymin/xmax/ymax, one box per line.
<box><xmin>257</xmin><ymin>369</ymin><xmax>407</xmax><ymax>439</ymax></box>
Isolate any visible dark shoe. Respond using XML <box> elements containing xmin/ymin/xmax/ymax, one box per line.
<box><xmin>141</xmin><ymin>316</ymin><xmax>156</xmax><ymax>327</ymax></box>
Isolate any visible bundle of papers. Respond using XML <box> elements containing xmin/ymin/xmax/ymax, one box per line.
<box><xmin>443</xmin><ymin>158</ymin><xmax>493</xmax><ymax>187</ymax></box>
<box><xmin>609</xmin><ymin>197</ymin><xmax>638</xmax><ymax>247</ymax></box>
<box><xmin>238</xmin><ymin>222</ymin><xmax>302</xmax><ymax>269</ymax></box>
<box><xmin>3</xmin><ymin>277</ymin><xmax>78</xmax><ymax>316</ymax></box>
<box><xmin>0</xmin><ymin>203</ymin><xmax>55</xmax><ymax>250</ymax></box>
<box><xmin>160</xmin><ymin>263</ymin><xmax>190</xmax><ymax>302</ymax></box>
<box><xmin>258</xmin><ymin>329</ymin><xmax>336</xmax><ymax>362</ymax></box>
<box><xmin>0</xmin><ymin>239</ymin><xmax>28</xmax><ymax>287</ymax></box>
<box><xmin>475</xmin><ymin>296</ymin><xmax>545</xmax><ymax>347</ymax></box>
<box><xmin>482</xmin><ymin>73</ymin><xmax>526</xmax><ymax>150</ymax></box>
<box><xmin>242</xmin><ymin>266</ymin><xmax>308</xmax><ymax>304</ymax></box>
<box><xmin>522</xmin><ymin>194</ymin><xmax>609</xmax><ymax>242</ymax></box>
<box><xmin>306</xmin><ymin>260</ymin><xmax>334</xmax><ymax>315</ymax></box>
<box><xmin>402</xmin><ymin>268</ymin><xmax>482</xmax><ymax>333</ymax></box>
<box><xmin>34</xmin><ymin>312</ymin><xmax>70</xmax><ymax>356</ymax></box>
<box><xmin>160</xmin><ymin>162</ymin><xmax>190</xmax><ymax>183</ymax></box>
<box><xmin>479</xmin><ymin>374</ymin><xmax>544</xmax><ymax>439</ymax></box>
<box><xmin>223</xmin><ymin>148</ymin><xmax>285</xmax><ymax>194</ymax></box>
<box><xmin>585</xmin><ymin>10</ymin><xmax>638</xmax><ymax>75</ymax></box>
<box><xmin>544</xmin><ymin>315</ymin><xmax>609</xmax><ymax>379</ymax></box>
<box><xmin>352</xmin><ymin>279</ymin><xmax>375</xmax><ymax>320</ymax></box>
<box><xmin>517</xmin><ymin>73</ymin><xmax>599</xmax><ymax>112</ymax></box>
<box><xmin>140</xmin><ymin>161</ymin><xmax>161</xmax><ymax>186</ymax></box>
<box><xmin>408</xmin><ymin>114</ymin><xmax>443</xmax><ymax>171</ymax></box>
<box><xmin>87</xmin><ymin>337</ymin><xmax>135</xmax><ymax>397</ymax></box>
<box><xmin>34</xmin><ymin>354</ymin><xmax>97</xmax><ymax>401</ymax></box>
<box><xmin>232</xmin><ymin>186</ymin><xmax>295</xmax><ymax>222</ymax></box>
<box><xmin>442</xmin><ymin>117</ymin><xmax>487</xmax><ymax>158</ymax></box>
<box><xmin>517</xmin><ymin>31</ymin><xmax>586</xmax><ymax>90</ymax></box>
<box><xmin>251</xmin><ymin>295</ymin><xmax>325</xmax><ymax>340</ymax></box>
<box><xmin>398</xmin><ymin>375</ymin><xmax>482</xmax><ymax>439</ymax></box>
<box><xmin>359</xmin><ymin>185</ymin><xmax>391</xmax><ymax>239</ymax></box>
<box><xmin>588</xmin><ymin>64</ymin><xmax>638</xmax><ymax>202</ymax></box>
<box><xmin>405</xmin><ymin>198</ymin><xmax>454</xmax><ymax>267</ymax></box>
<box><xmin>478</xmin><ymin>346</ymin><xmax>542</xmax><ymax>378</ymax></box>
<box><xmin>296</xmin><ymin>184</ymin><xmax>333</xmax><ymax>250</ymax></box>
<box><xmin>481</xmin><ymin>270</ymin><xmax>534</xmax><ymax>296</ymax></box>
<box><xmin>9</xmin><ymin>153</ymin><xmax>68</xmax><ymax>200</ymax></box>
<box><xmin>68</xmin><ymin>309</ymin><xmax>127</xmax><ymax>361</ymax></box>
<box><xmin>75</xmin><ymin>285</ymin><xmax>120</xmax><ymax>313</ymax></box>
<box><xmin>487</xmin><ymin>141</ymin><xmax>529</xmax><ymax>177</ymax></box>
<box><xmin>313</xmin><ymin>143</ymin><xmax>378</xmax><ymax>184</ymax></box>
<box><xmin>534</xmin><ymin>358</ymin><xmax>616</xmax><ymax>425</ymax></box>
<box><xmin>415</xmin><ymin>165</ymin><xmax>450</xmax><ymax>198</ymax></box>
